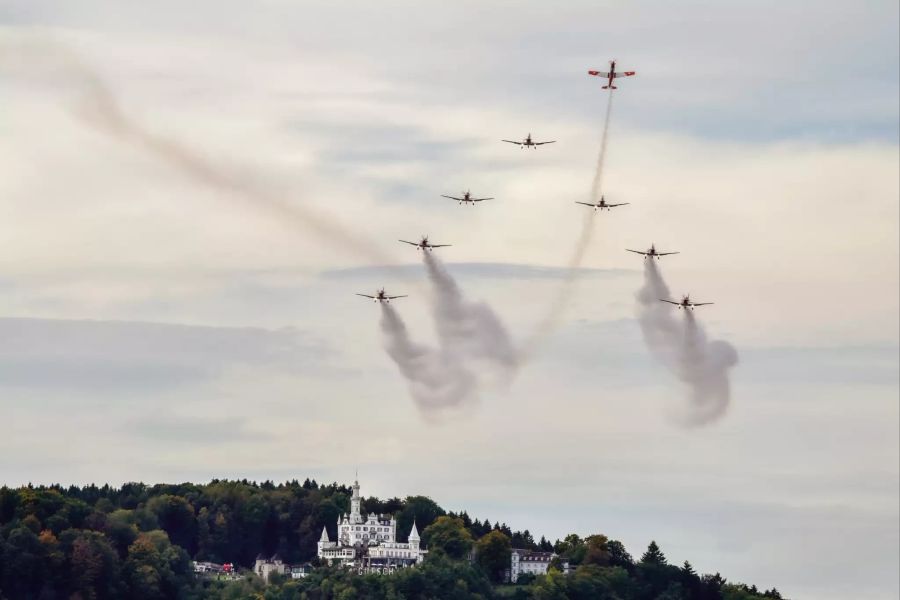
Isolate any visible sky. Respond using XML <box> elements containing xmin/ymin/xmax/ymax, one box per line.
<box><xmin>0</xmin><ymin>0</ymin><xmax>898</xmax><ymax>597</ymax></box>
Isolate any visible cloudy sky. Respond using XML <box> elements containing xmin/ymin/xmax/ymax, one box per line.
<box><xmin>1</xmin><ymin>1</ymin><xmax>898</xmax><ymax>597</ymax></box>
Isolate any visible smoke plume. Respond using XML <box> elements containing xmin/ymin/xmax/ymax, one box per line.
<box><xmin>379</xmin><ymin>303</ymin><xmax>477</xmax><ymax>416</ymax></box>
<box><xmin>636</xmin><ymin>260</ymin><xmax>739</xmax><ymax>425</ymax></box>
<box><xmin>521</xmin><ymin>90</ymin><xmax>616</xmax><ymax>356</ymax></box>
<box><xmin>0</xmin><ymin>36</ymin><xmax>393</xmax><ymax>263</ymax></box>
<box><xmin>422</xmin><ymin>252</ymin><xmax>518</xmax><ymax>383</ymax></box>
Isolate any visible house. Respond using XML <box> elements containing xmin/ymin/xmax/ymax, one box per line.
<box><xmin>317</xmin><ymin>478</ymin><xmax>427</xmax><ymax>573</ymax></box>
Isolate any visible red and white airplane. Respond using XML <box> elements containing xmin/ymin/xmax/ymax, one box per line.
<box><xmin>356</xmin><ymin>288</ymin><xmax>407</xmax><ymax>303</ymax></box>
<box><xmin>576</xmin><ymin>195</ymin><xmax>629</xmax><ymax>211</ymax></box>
<box><xmin>399</xmin><ymin>236</ymin><xmax>451</xmax><ymax>251</ymax></box>
<box><xmin>660</xmin><ymin>295</ymin><xmax>713</xmax><ymax>310</ymax></box>
<box><xmin>588</xmin><ymin>60</ymin><xmax>636</xmax><ymax>89</ymax></box>
<box><xmin>442</xmin><ymin>190</ymin><xmax>494</xmax><ymax>205</ymax></box>
<box><xmin>502</xmin><ymin>133</ymin><xmax>556</xmax><ymax>149</ymax></box>
<box><xmin>626</xmin><ymin>244</ymin><xmax>679</xmax><ymax>260</ymax></box>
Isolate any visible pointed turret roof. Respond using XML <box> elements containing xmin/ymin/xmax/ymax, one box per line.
<box><xmin>320</xmin><ymin>526</ymin><xmax>330</xmax><ymax>542</ymax></box>
<box><xmin>409</xmin><ymin>520</ymin><xmax>420</xmax><ymax>539</ymax></box>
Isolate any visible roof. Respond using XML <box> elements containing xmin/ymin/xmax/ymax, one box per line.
<box><xmin>512</xmin><ymin>549</ymin><xmax>555</xmax><ymax>562</ymax></box>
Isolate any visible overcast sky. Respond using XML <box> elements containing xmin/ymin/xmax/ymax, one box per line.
<box><xmin>1</xmin><ymin>1</ymin><xmax>898</xmax><ymax>598</ymax></box>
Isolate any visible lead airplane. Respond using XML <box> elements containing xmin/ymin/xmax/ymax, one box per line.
<box><xmin>588</xmin><ymin>60</ymin><xmax>636</xmax><ymax>89</ymax></box>
<box><xmin>626</xmin><ymin>244</ymin><xmax>679</xmax><ymax>260</ymax></box>
<box><xmin>660</xmin><ymin>295</ymin><xmax>713</xmax><ymax>310</ymax></box>
<box><xmin>501</xmin><ymin>133</ymin><xmax>556</xmax><ymax>149</ymax></box>
<box><xmin>399</xmin><ymin>236</ymin><xmax>451</xmax><ymax>251</ymax></box>
<box><xmin>442</xmin><ymin>190</ymin><xmax>494</xmax><ymax>205</ymax></box>
<box><xmin>356</xmin><ymin>288</ymin><xmax>407</xmax><ymax>303</ymax></box>
<box><xmin>575</xmin><ymin>195</ymin><xmax>629</xmax><ymax>211</ymax></box>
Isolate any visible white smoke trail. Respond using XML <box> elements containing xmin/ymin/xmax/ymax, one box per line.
<box><xmin>379</xmin><ymin>303</ymin><xmax>477</xmax><ymax>416</ymax></box>
<box><xmin>636</xmin><ymin>260</ymin><xmax>739</xmax><ymax>425</ymax></box>
<box><xmin>422</xmin><ymin>252</ymin><xmax>518</xmax><ymax>384</ymax></box>
<box><xmin>520</xmin><ymin>90</ymin><xmax>616</xmax><ymax>357</ymax></box>
<box><xmin>0</xmin><ymin>35</ymin><xmax>395</xmax><ymax>264</ymax></box>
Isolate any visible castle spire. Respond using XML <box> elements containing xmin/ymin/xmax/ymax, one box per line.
<box><xmin>320</xmin><ymin>526</ymin><xmax>330</xmax><ymax>542</ymax></box>
<box><xmin>350</xmin><ymin>475</ymin><xmax>362</xmax><ymax>522</ymax></box>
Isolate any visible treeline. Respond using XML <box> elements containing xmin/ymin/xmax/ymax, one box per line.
<box><xmin>0</xmin><ymin>480</ymin><xmax>785</xmax><ymax>600</ymax></box>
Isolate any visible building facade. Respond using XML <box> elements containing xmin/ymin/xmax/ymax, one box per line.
<box><xmin>254</xmin><ymin>554</ymin><xmax>287</xmax><ymax>581</ymax></box>
<box><xmin>317</xmin><ymin>478</ymin><xmax>426</xmax><ymax>572</ymax></box>
<box><xmin>510</xmin><ymin>548</ymin><xmax>556</xmax><ymax>582</ymax></box>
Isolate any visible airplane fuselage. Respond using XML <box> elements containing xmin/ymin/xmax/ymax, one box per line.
<box><xmin>606</xmin><ymin>61</ymin><xmax>617</xmax><ymax>88</ymax></box>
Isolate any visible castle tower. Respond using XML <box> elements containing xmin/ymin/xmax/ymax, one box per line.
<box><xmin>350</xmin><ymin>478</ymin><xmax>362</xmax><ymax>523</ymax></box>
<box><xmin>408</xmin><ymin>521</ymin><xmax>420</xmax><ymax>551</ymax></box>
<box><xmin>317</xmin><ymin>525</ymin><xmax>330</xmax><ymax>554</ymax></box>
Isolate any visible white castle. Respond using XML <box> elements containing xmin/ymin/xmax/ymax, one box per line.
<box><xmin>317</xmin><ymin>478</ymin><xmax>426</xmax><ymax>572</ymax></box>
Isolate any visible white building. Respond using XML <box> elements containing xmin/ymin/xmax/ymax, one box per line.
<box><xmin>317</xmin><ymin>478</ymin><xmax>426</xmax><ymax>572</ymax></box>
<box><xmin>254</xmin><ymin>554</ymin><xmax>287</xmax><ymax>582</ymax></box>
<box><xmin>510</xmin><ymin>548</ymin><xmax>556</xmax><ymax>582</ymax></box>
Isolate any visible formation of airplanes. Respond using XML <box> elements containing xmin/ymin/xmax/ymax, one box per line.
<box><xmin>399</xmin><ymin>236</ymin><xmax>451</xmax><ymax>251</ymax></box>
<box><xmin>626</xmin><ymin>244</ymin><xmax>679</xmax><ymax>259</ymax></box>
<box><xmin>576</xmin><ymin>195</ymin><xmax>629</xmax><ymax>211</ymax></box>
<box><xmin>502</xmin><ymin>133</ymin><xmax>556</xmax><ymax>148</ymax></box>
<box><xmin>441</xmin><ymin>190</ymin><xmax>494</xmax><ymax>205</ymax></box>
<box><xmin>660</xmin><ymin>295</ymin><xmax>713</xmax><ymax>310</ymax></box>
<box><xmin>358</xmin><ymin>60</ymin><xmax>715</xmax><ymax>309</ymax></box>
<box><xmin>356</xmin><ymin>289</ymin><xmax>407</xmax><ymax>303</ymax></box>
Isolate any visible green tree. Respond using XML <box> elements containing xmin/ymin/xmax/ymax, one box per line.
<box><xmin>423</xmin><ymin>516</ymin><xmax>474</xmax><ymax>560</ymax></box>
<box><xmin>475</xmin><ymin>529</ymin><xmax>511</xmax><ymax>583</ymax></box>
<box><xmin>640</xmin><ymin>540</ymin><xmax>667</xmax><ymax>565</ymax></box>
<box><xmin>397</xmin><ymin>496</ymin><xmax>445</xmax><ymax>544</ymax></box>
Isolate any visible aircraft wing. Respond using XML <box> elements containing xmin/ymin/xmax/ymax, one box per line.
<box><xmin>356</xmin><ymin>294</ymin><xmax>376</xmax><ymax>299</ymax></box>
<box><xmin>613</xmin><ymin>71</ymin><xmax>636</xmax><ymax>77</ymax></box>
<box><xmin>660</xmin><ymin>299</ymin><xmax>680</xmax><ymax>305</ymax></box>
<box><xmin>626</xmin><ymin>249</ymin><xmax>648</xmax><ymax>255</ymax></box>
<box><xmin>691</xmin><ymin>302</ymin><xmax>714</xmax><ymax>306</ymax></box>
<box><xmin>441</xmin><ymin>195</ymin><xmax>463</xmax><ymax>201</ymax></box>
<box><xmin>608</xmin><ymin>202</ymin><xmax>630</xmax><ymax>207</ymax></box>
<box><xmin>399</xmin><ymin>240</ymin><xmax>420</xmax><ymax>247</ymax></box>
<box><xmin>501</xmin><ymin>140</ymin><xmax>522</xmax><ymax>145</ymax></box>
<box><xmin>575</xmin><ymin>202</ymin><xmax>597</xmax><ymax>207</ymax></box>
<box><xmin>385</xmin><ymin>295</ymin><xmax>408</xmax><ymax>300</ymax></box>
<box><xmin>429</xmin><ymin>244</ymin><xmax>451</xmax><ymax>248</ymax></box>
<box><xmin>657</xmin><ymin>252</ymin><xmax>680</xmax><ymax>256</ymax></box>
<box><xmin>472</xmin><ymin>197</ymin><xmax>494</xmax><ymax>202</ymax></box>
<box><xmin>534</xmin><ymin>141</ymin><xmax>556</xmax><ymax>145</ymax></box>
<box><xmin>588</xmin><ymin>70</ymin><xmax>610</xmax><ymax>77</ymax></box>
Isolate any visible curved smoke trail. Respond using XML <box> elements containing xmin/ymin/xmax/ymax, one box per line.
<box><xmin>636</xmin><ymin>260</ymin><xmax>739</xmax><ymax>425</ymax></box>
<box><xmin>520</xmin><ymin>90</ymin><xmax>616</xmax><ymax>357</ymax></box>
<box><xmin>422</xmin><ymin>252</ymin><xmax>518</xmax><ymax>383</ymax></box>
<box><xmin>0</xmin><ymin>36</ymin><xmax>395</xmax><ymax>264</ymax></box>
<box><xmin>379</xmin><ymin>303</ymin><xmax>478</xmax><ymax>417</ymax></box>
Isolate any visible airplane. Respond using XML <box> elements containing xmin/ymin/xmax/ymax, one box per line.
<box><xmin>356</xmin><ymin>288</ymin><xmax>407</xmax><ymax>303</ymax></box>
<box><xmin>626</xmin><ymin>244</ymin><xmax>679</xmax><ymax>260</ymax></box>
<box><xmin>501</xmin><ymin>133</ymin><xmax>556</xmax><ymax>149</ymax></box>
<box><xmin>442</xmin><ymin>190</ymin><xmax>494</xmax><ymax>205</ymax></box>
<box><xmin>575</xmin><ymin>195</ymin><xmax>629</xmax><ymax>211</ymax></box>
<box><xmin>588</xmin><ymin>60</ymin><xmax>636</xmax><ymax>89</ymax></box>
<box><xmin>660</xmin><ymin>295</ymin><xmax>714</xmax><ymax>310</ymax></box>
<box><xmin>399</xmin><ymin>236</ymin><xmax>451</xmax><ymax>251</ymax></box>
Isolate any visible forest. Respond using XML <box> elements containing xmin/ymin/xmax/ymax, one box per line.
<box><xmin>0</xmin><ymin>479</ymin><xmax>786</xmax><ymax>599</ymax></box>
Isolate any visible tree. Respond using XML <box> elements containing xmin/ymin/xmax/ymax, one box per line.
<box><xmin>397</xmin><ymin>496</ymin><xmax>445</xmax><ymax>544</ymax></box>
<box><xmin>640</xmin><ymin>540</ymin><xmax>667</xmax><ymax>565</ymax></box>
<box><xmin>423</xmin><ymin>516</ymin><xmax>474</xmax><ymax>560</ymax></box>
<box><xmin>608</xmin><ymin>539</ymin><xmax>634</xmax><ymax>571</ymax></box>
<box><xmin>146</xmin><ymin>495</ymin><xmax>196</xmax><ymax>554</ymax></box>
<box><xmin>475</xmin><ymin>529</ymin><xmax>511</xmax><ymax>583</ymax></box>
<box><xmin>583</xmin><ymin>534</ymin><xmax>611</xmax><ymax>566</ymax></box>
